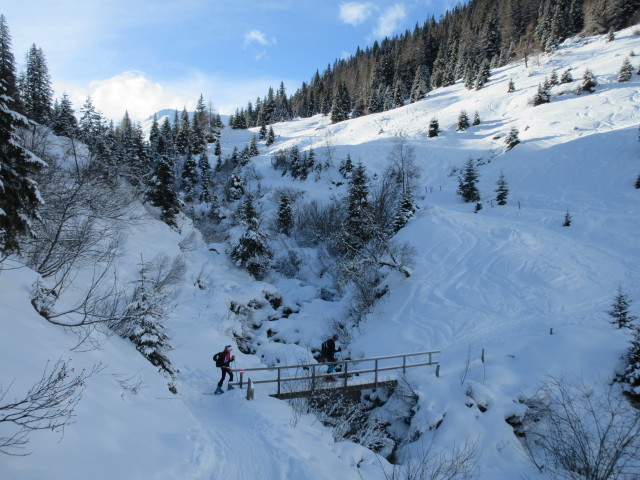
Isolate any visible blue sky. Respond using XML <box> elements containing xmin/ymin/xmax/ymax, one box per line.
<box><xmin>4</xmin><ymin>1</ymin><xmax>460</xmax><ymax>121</ymax></box>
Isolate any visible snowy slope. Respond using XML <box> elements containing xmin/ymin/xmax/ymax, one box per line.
<box><xmin>2</xmin><ymin>27</ymin><xmax>640</xmax><ymax>480</ymax></box>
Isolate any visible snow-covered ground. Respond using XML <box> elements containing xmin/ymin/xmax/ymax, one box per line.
<box><xmin>2</xmin><ymin>27</ymin><xmax>640</xmax><ymax>479</ymax></box>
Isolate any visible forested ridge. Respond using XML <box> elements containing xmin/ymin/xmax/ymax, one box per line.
<box><xmin>228</xmin><ymin>0</ymin><xmax>640</xmax><ymax>129</ymax></box>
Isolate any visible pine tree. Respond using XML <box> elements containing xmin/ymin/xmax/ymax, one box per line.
<box><xmin>635</xmin><ymin>174</ymin><xmax>640</xmax><ymax>189</ymax></box>
<box><xmin>617</xmin><ymin>57</ymin><xmax>634</xmax><ymax>82</ymax></box>
<box><xmin>231</xmin><ymin>193</ymin><xmax>272</xmax><ymax>279</ymax></box>
<box><xmin>339</xmin><ymin>153</ymin><xmax>354</xmax><ymax>178</ymax></box>
<box><xmin>428</xmin><ymin>117</ymin><xmax>439</xmax><ymax>138</ymax></box>
<box><xmin>457</xmin><ymin>110</ymin><xmax>470</xmax><ymax>131</ymax></box>
<box><xmin>0</xmin><ymin>68</ymin><xmax>45</xmax><ymax>254</ymax></box>
<box><xmin>0</xmin><ymin>15</ymin><xmax>20</xmax><ymax>111</ymax></box>
<box><xmin>342</xmin><ymin>162</ymin><xmax>372</xmax><ymax>251</ymax></box>
<box><xmin>472</xmin><ymin>111</ymin><xmax>481</xmax><ymax>126</ymax></box>
<box><xmin>181</xmin><ymin>155</ymin><xmax>198</xmax><ymax>203</ymax></box>
<box><xmin>474</xmin><ymin>59</ymin><xmax>491</xmax><ymax>90</ymax></box>
<box><xmin>563</xmin><ymin>210</ymin><xmax>572</xmax><ymax>226</ymax></box>
<box><xmin>532</xmin><ymin>81</ymin><xmax>551</xmax><ymax>106</ymax></box>
<box><xmin>176</xmin><ymin>108</ymin><xmax>191</xmax><ymax>155</ymax></box>
<box><xmin>392</xmin><ymin>188</ymin><xmax>416</xmax><ymax>232</ymax></box>
<box><xmin>619</xmin><ymin>328</ymin><xmax>640</xmax><ymax>397</ymax></box>
<box><xmin>124</xmin><ymin>260</ymin><xmax>175</xmax><ymax>376</ymax></box>
<box><xmin>266</xmin><ymin>126</ymin><xmax>275</xmax><ymax>147</ymax></box>
<box><xmin>507</xmin><ymin>78</ymin><xmax>516</xmax><ymax>93</ymax></box>
<box><xmin>560</xmin><ymin>68</ymin><xmax>574</xmax><ymax>84</ymax></box>
<box><xmin>581</xmin><ymin>68</ymin><xmax>598</xmax><ymax>93</ymax></box>
<box><xmin>549</xmin><ymin>69</ymin><xmax>559</xmax><ymax>86</ymax></box>
<box><xmin>495</xmin><ymin>172</ymin><xmax>509</xmax><ymax>205</ymax></box>
<box><xmin>409</xmin><ymin>65</ymin><xmax>431</xmax><ymax>102</ymax></box>
<box><xmin>505</xmin><ymin>127</ymin><xmax>520</xmax><ymax>151</ymax></box>
<box><xmin>146</xmin><ymin>138</ymin><xmax>180</xmax><ymax>228</ymax></box>
<box><xmin>276</xmin><ymin>194</ymin><xmax>293</xmax><ymax>236</ymax></box>
<box><xmin>331</xmin><ymin>82</ymin><xmax>351</xmax><ymax>123</ymax></box>
<box><xmin>457</xmin><ymin>159</ymin><xmax>480</xmax><ymax>203</ymax></box>
<box><xmin>50</xmin><ymin>93</ymin><xmax>78</xmax><ymax>137</ymax></box>
<box><xmin>249</xmin><ymin>135</ymin><xmax>259</xmax><ymax>157</ymax></box>
<box><xmin>608</xmin><ymin>286</ymin><xmax>637</xmax><ymax>329</ymax></box>
<box><xmin>19</xmin><ymin>44</ymin><xmax>53</xmax><ymax>124</ymax></box>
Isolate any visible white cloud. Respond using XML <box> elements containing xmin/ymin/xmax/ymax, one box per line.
<box><xmin>83</xmin><ymin>72</ymin><xmax>193</xmax><ymax>122</ymax></box>
<box><xmin>243</xmin><ymin>30</ymin><xmax>276</xmax><ymax>47</ymax></box>
<box><xmin>339</xmin><ymin>2</ymin><xmax>374</xmax><ymax>26</ymax></box>
<box><xmin>58</xmin><ymin>70</ymin><xmax>299</xmax><ymax>121</ymax></box>
<box><xmin>373</xmin><ymin>4</ymin><xmax>406</xmax><ymax>38</ymax></box>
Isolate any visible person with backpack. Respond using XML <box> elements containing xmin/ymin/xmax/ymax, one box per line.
<box><xmin>214</xmin><ymin>345</ymin><xmax>235</xmax><ymax>394</ymax></box>
<box><xmin>321</xmin><ymin>334</ymin><xmax>341</xmax><ymax>376</ymax></box>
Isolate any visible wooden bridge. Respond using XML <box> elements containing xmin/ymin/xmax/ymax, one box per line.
<box><xmin>230</xmin><ymin>350</ymin><xmax>441</xmax><ymax>400</ymax></box>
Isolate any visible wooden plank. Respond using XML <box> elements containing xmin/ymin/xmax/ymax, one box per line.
<box><xmin>270</xmin><ymin>380</ymin><xmax>397</xmax><ymax>400</ymax></box>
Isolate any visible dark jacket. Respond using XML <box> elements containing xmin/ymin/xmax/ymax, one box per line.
<box><xmin>323</xmin><ymin>338</ymin><xmax>338</xmax><ymax>361</ymax></box>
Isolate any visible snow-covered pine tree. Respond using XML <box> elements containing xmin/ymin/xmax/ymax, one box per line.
<box><xmin>392</xmin><ymin>188</ymin><xmax>416</xmax><ymax>232</ymax></box>
<box><xmin>146</xmin><ymin>138</ymin><xmax>180</xmax><ymax>228</ymax></box>
<box><xmin>549</xmin><ymin>69</ymin><xmax>559</xmax><ymax>86</ymax></box>
<box><xmin>428</xmin><ymin>117</ymin><xmax>439</xmax><ymax>138</ymax></box>
<box><xmin>507</xmin><ymin>78</ymin><xmax>516</xmax><ymax>93</ymax></box>
<box><xmin>120</xmin><ymin>256</ymin><xmax>184</xmax><ymax>379</ymax></box>
<box><xmin>181</xmin><ymin>154</ymin><xmax>198</xmax><ymax>203</ymax></box>
<box><xmin>409</xmin><ymin>65</ymin><xmax>430</xmax><ymax>103</ymax></box>
<box><xmin>276</xmin><ymin>194</ymin><xmax>293</xmax><ymax>236</ymax></box>
<box><xmin>341</xmin><ymin>162</ymin><xmax>373</xmax><ymax>252</ymax></box>
<box><xmin>505</xmin><ymin>126</ymin><xmax>520</xmax><ymax>151</ymax></box>
<box><xmin>339</xmin><ymin>153</ymin><xmax>354</xmax><ymax>178</ymax></box>
<box><xmin>472</xmin><ymin>111</ymin><xmax>481</xmax><ymax>126</ymax></box>
<box><xmin>608</xmin><ymin>286</ymin><xmax>638</xmax><ymax>329</ymax></box>
<box><xmin>635</xmin><ymin>174</ymin><xmax>640</xmax><ymax>189</ymax></box>
<box><xmin>560</xmin><ymin>68</ymin><xmax>573</xmax><ymax>84</ymax></box>
<box><xmin>457</xmin><ymin>159</ymin><xmax>480</xmax><ymax>203</ymax></box>
<box><xmin>618</xmin><ymin>328</ymin><xmax>640</xmax><ymax>398</ymax></box>
<box><xmin>532</xmin><ymin>81</ymin><xmax>551</xmax><ymax>106</ymax></box>
<box><xmin>176</xmin><ymin>107</ymin><xmax>191</xmax><ymax>155</ymax></box>
<box><xmin>495</xmin><ymin>172</ymin><xmax>509</xmax><ymax>205</ymax></box>
<box><xmin>617</xmin><ymin>57</ymin><xmax>634</xmax><ymax>82</ymax></box>
<box><xmin>0</xmin><ymin>60</ymin><xmax>45</xmax><ymax>254</ymax></box>
<box><xmin>581</xmin><ymin>68</ymin><xmax>598</xmax><ymax>93</ymax></box>
<box><xmin>331</xmin><ymin>82</ymin><xmax>351</xmax><ymax>123</ymax></box>
<box><xmin>19</xmin><ymin>43</ymin><xmax>53</xmax><ymax>125</ymax></box>
<box><xmin>457</xmin><ymin>110</ymin><xmax>470</xmax><ymax>131</ymax></box>
<box><xmin>50</xmin><ymin>93</ymin><xmax>77</xmax><ymax>137</ymax></box>
<box><xmin>563</xmin><ymin>210</ymin><xmax>572</xmax><ymax>226</ymax></box>
<box><xmin>266</xmin><ymin>126</ymin><xmax>275</xmax><ymax>146</ymax></box>
<box><xmin>230</xmin><ymin>193</ymin><xmax>272</xmax><ymax>279</ymax></box>
<box><xmin>474</xmin><ymin>59</ymin><xmax>491</xmax><ymax>90</ymax></box>
<box><xmin>225</xmin><ymin>173</ymin><xmax>244</xmax><ymax>202</ymax></box>
<box><xmin>0</xmin><ymin>15</ymin><xmax>20</xmax><ymax>110</ymax></box>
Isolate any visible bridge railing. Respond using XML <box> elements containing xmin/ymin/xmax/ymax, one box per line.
<box><xmin>230</xmin><ymin>350</ymin><xmax>440</xmax><ymax>396</ymax></box>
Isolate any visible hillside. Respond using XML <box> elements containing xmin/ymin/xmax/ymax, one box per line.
<box><xmin>2</xmin><ymin>27</ymin><xmax>640</xmax><ymax>480</ymax></box>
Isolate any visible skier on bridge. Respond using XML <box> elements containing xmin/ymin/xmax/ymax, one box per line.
<box><xmin>321</xmin><ymin>334</ymin><xmax>341</xmax><ymax>376</ymax></box>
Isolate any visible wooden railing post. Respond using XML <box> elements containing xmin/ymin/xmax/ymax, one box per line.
<box><xmin>343</xmin><ymin>361</ymin><xmax>348</xmax><ymax>388</ymax></box>
<box><xmin>374</xmin><ymin>359</ymin><xmax>378</xmax><ymax>388</ymax></box>
<box><xmin>403</xmin><ymin>355</ymin><xmax>406</xmax><ymax>374</ymax></box>
<box><xmin>239</xmin><ymin>371</ymin><xmax>244</xmax><ymax>388</ymax></box>
<box><xmin>311</xmin><ymin>365</ymin><xmax>316</xmax><ymax>391</ymax></box>
<box><xmin>277</xmin><ymin>368</ymin><xmax>281</xmax><ymax>396</ymax></box>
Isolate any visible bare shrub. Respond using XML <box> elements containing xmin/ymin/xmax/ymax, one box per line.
<box><xmin>384</xmin><ymin>437</ymin><xmax>480</xmax><ymax>480</ymax></box>
<box><xmin>518</xmin><ymin>376</ymin><xmax>640</xmax><ymax>479</ymax></box>
<box><xmin>0</xmin><ymin>359</ymin><xmax>100</xmax><ymax>455</ymax></box>
<box><xmin>294</xmin><ymin>199</ymin><xmax>345</xmax><ymax>249</ymax></box>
